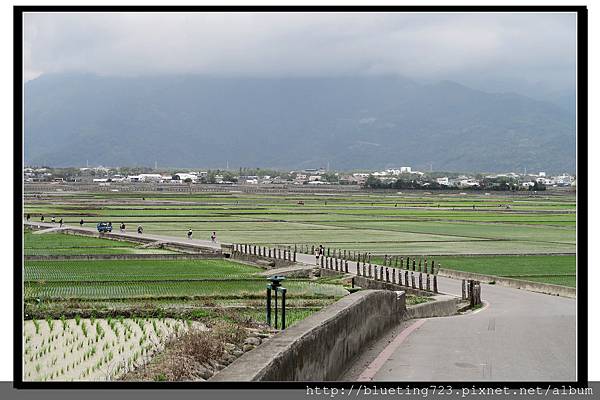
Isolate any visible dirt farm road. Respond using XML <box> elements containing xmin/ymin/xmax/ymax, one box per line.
<box><xmin>24</xmin><ymin>222</ymin><xmax>577</xmax><ymax>381</ymax></box>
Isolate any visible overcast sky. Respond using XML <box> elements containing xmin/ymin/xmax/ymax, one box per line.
<box><xmin>24</xmin><ymin>12</ymin><xmax>577</xmax><ymax>96</ymax></box>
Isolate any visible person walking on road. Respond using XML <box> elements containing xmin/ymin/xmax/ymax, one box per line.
<box><xmin>59</xmin><ymin>218</ymin><xmax>63</xmax><ymax>228</ymax></box>
<box><xmin>26</xmin><ymin>214</ymin><xmax>30</xmax><ymax>221</ymax></box>
<box><xmin>40</xmin><ymin>215</ymin><xmax>44</xmax><ymax>223</ymax></box>
<box><xmin>120</xmin><ymin>222</ymin><xmax>126</xmax><ymax>233</ymax></box>
<box><xmin>137</xmin><ymin>225</ymin><xmax>143</xmax><ymax>235</ymax></box>
<box><xmin>187</xmin><ymin>229</ymin><xmax>193</xmax><ymax>239</ymax></box>
<box><xmin>51</xmin><ymin>216</ymin><xmax>55</xmax><ymax>224</ymax></box>
<box><xmin>210</xmin><ymin>231</ymin><xmax>217</xmax><ymax>242</ymax></box>
<box><xmin>80</xmin><ymin>218</ymin><xmax>84</xmax><ymax>227</ymax></box>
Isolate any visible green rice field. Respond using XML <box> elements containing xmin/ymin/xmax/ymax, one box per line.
<box><xmin>24</xmin><ymin>189</ymin><xmax>577</xmax><ymax>288</ymax></box>
<box><xmin>371</xmin><ymin>255</ymin><xmax>576</xmax><ymax>287</ymax></box>
<box><xmin>24</xmin><ymin>190</ymin><xmax>576</xmax><ymax>256</ymax></box>
<box><xmin>24</xmin><ymin>231</ymin><xmax>174</xmax><ymax>255</ymax></box>
<box><xmin>24</xmin><ymin>259</ymin><xmax>348</xmax><ymax>301</ymax></box>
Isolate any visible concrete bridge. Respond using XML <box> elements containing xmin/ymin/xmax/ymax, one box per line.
<box><xmin>22</xmin><ymin>221</ymin><xmax>577</xmax><ymax>381</ymax></box>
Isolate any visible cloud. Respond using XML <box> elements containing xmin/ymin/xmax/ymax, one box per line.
<box><xmin>23</xmin><ymin>12</ymin><xmax>576</xmax><ymax>93</ymax></box>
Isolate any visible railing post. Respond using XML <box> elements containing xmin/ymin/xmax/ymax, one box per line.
<box><xmin>433</xmin><ymin>275</ymin><xmax>438</xmax><ymax>293</ymax></box>
<box><xmin>274</xmin><ymin>288</ymin><xmax>279</xmax><ymax>329</ymax></box>
<box><xmin>266</xmin><ymin>285</ymin><xmax>272</xmax><ymax>325</ymax></box>
<box><xmin>281</xmin><ymin>288</ymin><xmax>287</xmax><ymax>330</ymax></box>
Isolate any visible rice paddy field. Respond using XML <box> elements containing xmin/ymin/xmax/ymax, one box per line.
<box><xmin>24</xmin><ymin>259</ymin><xmax>348</xmax><ymax>300</ymax></box>
<box><xmin>24</xmin><ymin>231</ymin><xmax>175</xmax><ymax>255</ymax></box>
<box><xmin>24</xmin><ymin>188</ymin><xmax>577</xmax><ymax>282</ymax></box>
<box><xmin>22</xmin><ymin>186</ymin><xmax>577</xmax><ymax>381</ymax></box>
<box><xmin>23</xmin><ymin>249</ymin><xmax>348</xmax><ymax>381</ymax></box>
<box><xmin>23</xmin><ymin>317</ymin><xmax>205</xmax><ymax>381</ymax></box>
<box><xmin>24</xmin><ymin>189</ymin><xmax>576</xmax><ymax>255</ymax></box>
<box><xmin>371</xmin><ymin>254</ymin><xmax>576</xmax><ymax>287</ymax></box>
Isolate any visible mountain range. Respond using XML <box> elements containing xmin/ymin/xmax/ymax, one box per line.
<box><xmin>24</xmin><ymin>73</ymin><xmax>576</xmax><ymax>173</ymax></box>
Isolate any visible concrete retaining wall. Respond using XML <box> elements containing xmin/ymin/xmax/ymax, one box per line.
<box><xmin>438</xmin><ymin>268</ymin><xmax>576</xmax><ymax>298</ymax></box>
<box><xmin>405</xmin><ymin>295</ymin><xmax>462</xmax><ymax>319</ymax></box>
<box><xmin>211</xmin><ymin>290</ymin><xmax>405</xmax><ymax>381</ymax></box>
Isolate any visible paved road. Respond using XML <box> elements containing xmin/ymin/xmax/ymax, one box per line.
<box><xmin>364</xmin><ymin>277</ymin><xmax>576</xmax><ymax>381</ymax></box>
<box><xmin>23</xmin><ymin>221</ymin><xmax>577</xmax><ymax>381</ymax></box>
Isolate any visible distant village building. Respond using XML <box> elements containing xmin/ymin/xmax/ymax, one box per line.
<box><xmin>173</xmin><ymin>173</ymin><xmax>197</xmax><ymax>182</ymax></box>
<box><xmin>127</xmin><ymin>173</ymin><xmax>162</xmax><ymax>182</ymax></box>
<box><xmin>457</xmin><ymin>178</ymin><xmax>480</xmax><ymax>188</ymax></box>
<box><xmin>436</xmin><ymin>177</ymin><xmax>449</xmax><ymax>186</ymax></box>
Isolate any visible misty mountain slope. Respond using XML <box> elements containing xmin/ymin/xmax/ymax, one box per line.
<box><xmin>24</xmin><ymin>74</ymin><xmax>575</xmax><ymax>173</ymax></box>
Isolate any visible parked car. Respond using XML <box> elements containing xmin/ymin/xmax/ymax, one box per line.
<box><xmin>97</xmin><ymin>222</ymin><xmax>112</xmax><ymax>233</ymax></box>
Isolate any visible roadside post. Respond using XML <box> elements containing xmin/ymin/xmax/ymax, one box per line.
<box><xmin>266</xmin><ymin>275</ymin><xmax>287</xmax><ymax>330</ymax></box>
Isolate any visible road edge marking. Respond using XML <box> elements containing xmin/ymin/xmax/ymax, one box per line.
<box><xmin>357</xmin><ymin>318</ymin><xmax>426</xmax><ymax>381</ymax></box>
